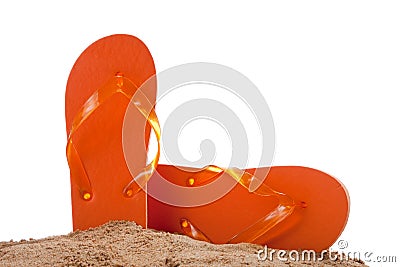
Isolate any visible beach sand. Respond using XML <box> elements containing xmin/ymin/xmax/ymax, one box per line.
<box><xmin>0</xmin><ymin>221</ymin><xmax>367</xmax><ymax>266</ymax></box>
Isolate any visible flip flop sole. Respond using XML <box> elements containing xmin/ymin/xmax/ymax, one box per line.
<box><xmin>66</xmin><ymin>34</ymin><xmax>156</xmax><ymax>230</ymax></box>
<box><xmin>148</xmin><ymin>165</ymin><xmax>349</xmax><ymax>252</ymax></box>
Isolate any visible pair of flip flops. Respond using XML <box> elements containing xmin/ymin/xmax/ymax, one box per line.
<box><xmin>66</xmin><ymin>34</ymin><xmax>349</xmax><ymax>252</ymax></box>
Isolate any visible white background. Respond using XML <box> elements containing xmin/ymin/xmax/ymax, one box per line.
<box><xmin>0</xmin><ymin>1</ymin><xmax>399</xmax><ymax>266</ymax></box>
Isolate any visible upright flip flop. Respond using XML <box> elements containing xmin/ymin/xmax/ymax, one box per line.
<box><xmin>65</xmin><ymin>34</ymin><xmax>157</xmax><ymax>230</ymax></box>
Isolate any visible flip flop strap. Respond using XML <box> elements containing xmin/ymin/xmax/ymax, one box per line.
<box><xmin>67</xmin><ymin>74</ymin><xmax>296</xmax><ymax>242</ymax></box>
<box><xmin>66</xmin><ymin>74</ymin><xmax>161</xmax><ymax>200</ymax></box>
<box><xmin>180</xmin><ymin>166</ymin><xmax>296</xmax><ymax>243</ymax></box>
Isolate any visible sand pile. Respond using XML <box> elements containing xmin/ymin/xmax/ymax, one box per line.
<box><xmin>0</xmin><ymin>221</ymin><xmax>366</xmax><ymax>267</ymax></box>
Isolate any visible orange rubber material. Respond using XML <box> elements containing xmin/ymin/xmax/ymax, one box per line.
<box><xmin>148</xmin><ymin>165</ymin><xmax>349</xmax><ymax>252</ymax></box>
<box><xmin>65</xmin><ymin>34</ymin><xmax>156</xmax><ymax>230</ymax></box>
<box><xmin>65</xmin><ymin>34</ymin><xmax>350</xmax><ymax>252</ymax></box>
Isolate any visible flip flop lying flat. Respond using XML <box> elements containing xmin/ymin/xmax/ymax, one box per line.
<box><xmin>65</xmin><ymin>34</ymin><xmax>156</xmax><ymax>230</ymax></box>
<box><xmin>148</xmin><ymin>165</ymin><xmax>349</xmax><ymax>251</ymax></box>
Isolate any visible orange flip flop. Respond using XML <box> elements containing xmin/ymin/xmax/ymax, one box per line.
<box><xmin>147</xmin><ymin>165</ymin><xmax>349</xmax><ymax>252</ymax></box>
<box><xmin>65</xmin><ymin>34</ymin><xmax>157</xmax><ymax>230</ymax></box>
